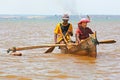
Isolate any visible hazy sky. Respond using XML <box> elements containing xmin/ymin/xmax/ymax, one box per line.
<box><xmin>0</xmin><ymin>0</ymin><xmax>119</xmax><ymax>15</ymax></box>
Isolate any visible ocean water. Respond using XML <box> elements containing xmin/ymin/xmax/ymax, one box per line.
<box><xmin>0</xmin><ymin>15</ymin><xmax>120</xmax><ymax>80</ymax></box>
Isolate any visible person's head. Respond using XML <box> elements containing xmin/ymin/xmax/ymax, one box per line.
<box><xmin>78</xmin><ymin>18</ymin><xmax>90</xmax><ymax>28</ymax></box>
<box><xmin>62</xmin><ymin>14</ymin><xmax>69</xmax><ymax>24</ymax></box>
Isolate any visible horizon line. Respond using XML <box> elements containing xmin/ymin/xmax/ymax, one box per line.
<box><xmin>0</xmin><ymin>14</ymin><xmax>120</xmax><ymax>16</ymax></box>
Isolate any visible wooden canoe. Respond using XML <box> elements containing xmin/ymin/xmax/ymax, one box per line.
<box><xmin>60</xmin><ymin>32</ymin><xmax>97</xmax><ymax>57</ymax></box>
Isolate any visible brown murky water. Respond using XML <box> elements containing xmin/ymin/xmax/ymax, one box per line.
<box><xmin>0</xmin><ymin>19</ymin><xmax>120</xmax><ymax>80</ymax></box>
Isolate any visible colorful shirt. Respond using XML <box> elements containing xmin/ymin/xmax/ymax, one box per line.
<box><xmin>54</xmin><ymin>23</ymin><xmax>73</xmax><ymax>41</ymax></box>
<box><xmin>76</xmin><ymin>26</ymin><xmax>93</xmax><ymax>40</ymax></box>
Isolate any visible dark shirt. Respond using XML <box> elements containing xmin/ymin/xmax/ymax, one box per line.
<box><xmin>60</xmin><ymin>23</ymin><xmax>70</xmax><ymax>35</ymax></box>
<box><xmin>76</xmin><ymin>26</ymin><xmax>93</xmax><ymax>40</ymax></box>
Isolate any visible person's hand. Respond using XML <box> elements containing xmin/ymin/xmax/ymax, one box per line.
<box><xmin>76</xmin><ymin>40</ymin><xmax>81</xmax><ymax>45</ymax></box>
<box><xmin>68</xmin><ymin>32</ymin><xmax>73</xmax><ymax>36</ymax></box>
<box><xmin>67</xmin><ymin>30</ymin><xmax>73</xmax><ymax>36</ymax></box>
<box><xmin>54</xmin><ymin>40</ymin><xmax>57</xmax><ymax>44</ymax></box>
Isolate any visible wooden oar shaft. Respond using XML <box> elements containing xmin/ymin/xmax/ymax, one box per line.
<box><xmin>8</xmin><ymin>43</ymin><xmax>78</xmax><ymax>53</ymax></box>
<box><xmin>8</xmin><ymin>44</ymin><xmax>67</xmax><ymax>52</ymax></box>
<box><xmin>99</xmin><ymin>40</ymin><xmax>116</xmax><ymax>44</ymax></box>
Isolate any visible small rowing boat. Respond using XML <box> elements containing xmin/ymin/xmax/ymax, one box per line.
<box><xmin>7</xmin><ymin>31</ymin><xmax>116</xmax><ymax>57</ymax></box>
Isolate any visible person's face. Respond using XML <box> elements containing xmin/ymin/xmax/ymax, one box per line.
<box><xmin>81</xmin><ymin>22</ymin><xmax>87</xmax><ymax>28</ymax></box>
<box><xmin>62</xmin><ymin>19</ymin><xmax>68</xmax><ymax>24</ymax></box>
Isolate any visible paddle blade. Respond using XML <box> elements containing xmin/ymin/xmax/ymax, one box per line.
<box><xmin>99</xmin><ymin>40</ymin><xmax>116</xmax><ymax>44</ymax></box>
<box><xmin>44</xmin><ymin>46</ymin><xmax>55</xmax><ymax>53</ymax></box>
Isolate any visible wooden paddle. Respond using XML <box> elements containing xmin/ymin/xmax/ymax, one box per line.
<box><xmin>44</xmin><ymin>37</ymin><xmax>64</xmax><ymax>53</ymax></box>
<box><xmin>44</xmin><ymin>46</ymin><xmax>55</xmax><ymax>53</ymax></box>
<box><xmin>62</xmin><ymin>34</ymin><xmax>68</xmax><ymax>44</ymax></box>
<box><xmin>99</xmin><ymin>39</ymin><xmax>116</xmax><ymax>44</ymax></box>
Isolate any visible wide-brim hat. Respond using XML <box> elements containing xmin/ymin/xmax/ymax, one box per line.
<box><xmin>78</xmin><ymin>18</ymin><xmax>90</xmax><ymax>24</ymax></box>
<box><xmin>62</xmin><ymin>14</ymin><xmax>69</xmax><ymax>20</ymax></box>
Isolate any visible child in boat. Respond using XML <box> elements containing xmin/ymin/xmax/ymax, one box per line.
<box><xmin>75</xmin><ymin>18</ymin><xmax>94</xmax><ymax>44</ymax></box>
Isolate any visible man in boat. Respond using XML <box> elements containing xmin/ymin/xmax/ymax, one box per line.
<box><xmin>75</xmin><ymin>18</ymin><xmax>94</xmax><ymax>44</ymax></box>
<box><xmin>54</xmin><ymin>14</ymin><xmax>73</xmax><ymax>44</ymax></box>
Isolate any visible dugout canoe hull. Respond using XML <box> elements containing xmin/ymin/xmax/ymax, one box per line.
<box><xmin>60</xmin><ymin>33</ymin><xmax>97</xmax><ymax>57</ymax></box>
